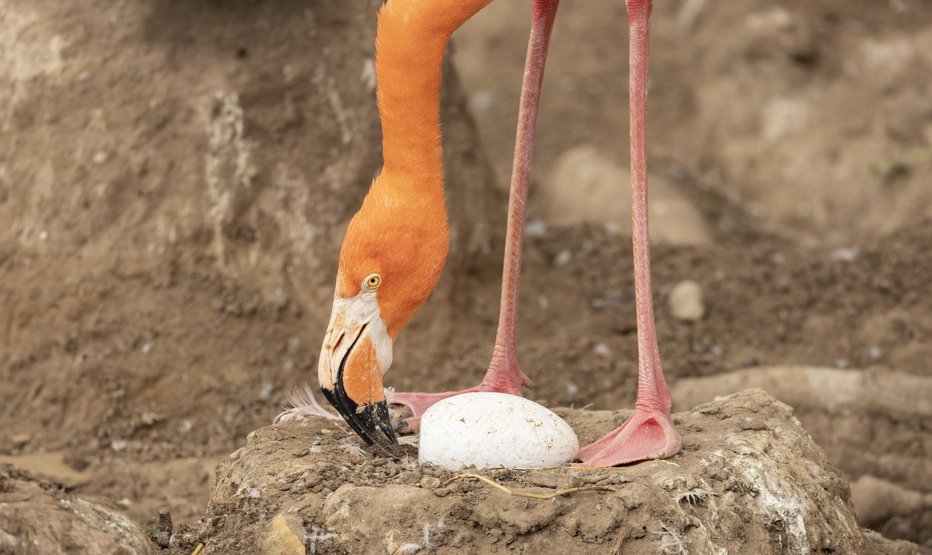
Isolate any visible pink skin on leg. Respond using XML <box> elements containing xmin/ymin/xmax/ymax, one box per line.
<box><xmin>575</xmin><ymin>0</ymin><xmax>681</xmax><ymax>466</ymax></box>
<box><xmin>387</xmin><ymin>0</ymin><xmax>560</xmax><ymax>431</ymax></box>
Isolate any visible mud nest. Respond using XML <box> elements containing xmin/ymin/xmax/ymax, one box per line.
<box><xmin>170</xmin><ymin>389</ymin><xmax>918</xmax><ymax>554</ymax></box>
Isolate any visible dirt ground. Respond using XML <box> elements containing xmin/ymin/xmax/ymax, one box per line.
<box><xmin>1</xmin><ymin>0</ymin><xmax>931</xmax><ymax>552</ymax></box>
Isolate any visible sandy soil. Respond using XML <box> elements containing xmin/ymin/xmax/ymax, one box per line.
<box><xmin>1</xmin><ymin>0</ymin><xmax>931</xmax><ymax>552</ymax></box>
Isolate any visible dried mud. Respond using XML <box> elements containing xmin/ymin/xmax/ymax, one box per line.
<box><xmin>172</xmin><ymin>390</ymin><xmax>917</xmax><ymax>554</ymax></box>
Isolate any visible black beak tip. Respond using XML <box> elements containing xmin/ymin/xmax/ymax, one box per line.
<box><xmin>322</xmin><ymin>387</ymin><xmax>402</xmax><ymax>458</ymax></box>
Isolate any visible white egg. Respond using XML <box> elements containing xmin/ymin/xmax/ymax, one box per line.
<box><xmin>418</xmin><ymin>392</ymin><xmax>579</xmax><ymax>470</ymax></box>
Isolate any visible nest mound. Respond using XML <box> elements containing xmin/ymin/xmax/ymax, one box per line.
<box><xmin>0</xmin><ymin>465</ymin><xmax>155</xmax><ymax>555</ymax></box>
<box><xmin>176</xmin><ymin>389</ymin><xmax>919</xmax><ymax>554</ymax></box>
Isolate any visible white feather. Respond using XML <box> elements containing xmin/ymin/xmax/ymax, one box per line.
<box><xmin>274</xmin><ymin>384</ymin><xmax>341</xmax><ymax>423</ymax></box>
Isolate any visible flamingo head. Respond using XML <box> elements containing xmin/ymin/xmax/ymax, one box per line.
<box><xmin>318</xmin><ymin>182</ymin><xmax>448</xmax><ymax>455</ymax></box>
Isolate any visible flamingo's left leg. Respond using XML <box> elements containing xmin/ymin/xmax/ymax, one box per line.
<box><xmin>389</xmin><ymin>0</ymin><xmax>561</xmax><ymax>431</ymax></box>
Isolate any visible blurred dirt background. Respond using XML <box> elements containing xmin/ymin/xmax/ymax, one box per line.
<box><xmin>1</xmin><ymin>0</ymin><xmax>930</xmax><ymax>550</ymax></box>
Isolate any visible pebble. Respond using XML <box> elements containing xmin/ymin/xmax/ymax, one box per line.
<box><xmin>262</xmin><ymin>514</ymin><xmax>305</xmax><ymax>555</ymax></box>
<box><xmin>419</xmin><ymin>476</ymin><xmax>441</xmax><ymax>489</ymax></box>
<box><xmin>154</xmin><ymin>508</ymin><xmax>173</xmax><ymax>548</ymax></box>
<box><xmin>553</xmin><ymin>249</ymin><xmax>572</xmax><ymax>267</ymax></box>
<box><xmin>592</xmin><ymin>343</ymin><xmax>612</xmax><ymax>357</ymax></box>
<box><xmin>525</xmin><ymin>219</ymin><xmax>548</xmax><ymax>238</ymax></box>
<box><xmin>539</xmin><ymin>146</ymin><xmax>711</xmax><ymax>245</ymax></box>
<box><xmin>11</xmin><ymin>434</ymin><xmax>31</xmax><ymax>447</ymax></box>
<box><xmin>669</xmin><ymin>280</ymin><xmax>705</xmax><ymax>321</ymax></box>
<box><xmin>259</xmin><ymin>381</ymin><xmax>275</xmax><ymax>400</ymax></box>
<box><xmin>831</xmin><ymin>247</ymin><xmax>859</xmax><ymax>263</ymax></box>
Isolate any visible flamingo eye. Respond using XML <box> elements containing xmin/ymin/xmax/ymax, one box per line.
<box><xmin>364</xmin><ymin>274</ymin><xmax>382</xmax><ymax>290</ymax></box>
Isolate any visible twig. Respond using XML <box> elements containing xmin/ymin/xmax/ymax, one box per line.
<box><xmin>442</xmin><ymin>473</ymin><xmax>617</xmax><ymax>500</ymax></box>
<box><xmin>610</xmin><ymin>527</ymin><xmax>632</xmax><ymax>555</ymax></box>
<box><xmin>191</xmin><ymin>544</ymin><xmax>204</xmax><ymax>555</ymax></box>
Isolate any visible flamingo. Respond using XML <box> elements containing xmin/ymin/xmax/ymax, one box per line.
<box><xmin>306</xmin><ymin>0</ymin><xmax>680</xmax><ymax>466</ymax></box>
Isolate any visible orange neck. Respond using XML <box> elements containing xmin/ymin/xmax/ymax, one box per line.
<box><xmin>374</xmin><ymin>0</ymin><xmax>492</xmax><ymax>188</ymax></box>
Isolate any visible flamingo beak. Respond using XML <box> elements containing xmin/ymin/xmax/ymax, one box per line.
<box><xmin>318</xmin><ymin>297</ymin><xmax>399</xmax><ymax>457</ymax></box>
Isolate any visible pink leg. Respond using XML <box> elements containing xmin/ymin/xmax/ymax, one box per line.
<box><xmin>388</xmin><ymin>0</ymin><xmax>560</xmax><ymax>431</ymax></box>
<box><xmin>576</xmin><ymin>0</ymin><xmax>681</xmax><ymax>466</ymax></box>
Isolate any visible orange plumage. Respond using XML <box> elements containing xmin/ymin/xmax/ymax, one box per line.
<box><xmin>314</xmin><ymin>0</ymin><xmax>495</xmax><ymax>454</ymax></box>
<box><xmin>336</xmin><ymin>0</ymin><xmax>492</xmax><ymax>338</ymax></box>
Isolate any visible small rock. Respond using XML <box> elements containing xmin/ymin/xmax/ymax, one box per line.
<box><xmin>538</xmin><ymin>145</ymin><xmax>711</xmax><ymax>245</ymax></box>
<box><xmin>0</xmin><ymin>471</ymin><xmax>155</xmax><ymax>554</ymax></box>
<box><xmin>11</xmin><ymin>434</ymin><xmax>30</xmax><ymax>448</ymax></box>
<box><xmin>139</xmin><ymin>413</ymin><xmax>161</xmax><ymax>427</ymax></box>
<box><xmin>762</xmin><ymin>98</ymin><xmax>810</xmax><ymax>142</ymax></box>
<box><xmin>153</xmin><ymin>508</ymin><xmax>173</xmax><ymax>548</ymax></box>
<box><xmin>831</xmin><ymin>246</ymin><xmax>859</xmax><ymax>263</ymax></box>
<box><xmin>553</xmin><ymin>249</ymin><xmax>572</xmax><ymax>267</ymax></box>
<box><xmin>525</xmin><ymin>220</ymin><xmax>547</xmax><ymax>238</ymax></box>
<box><xmin>592</xmin><ymin>343</ymin><xmax>612</xmax><ymax>358</ymax></box>
<box><xmin>669</xmin><ymin>280</ymin><xmax>705</xmax><ymax>321</ymax></box>
<box><xmin>851</xmin><ymin>475</ymin><xmax>926</xmax><ymax>530</ymax></box>
<box><xmin>262</xmin><ymin>514</ymin><xmax>306</xmax><ymax>555</ymax></box>
<box><xmin>469</xmin><ymin>90</ymin><xmax>493</xmax><ymax>112</ymax></box>
<box><xmin>419</xmin><ymin>476</ymin><xmax>441</xmax><ymax>489</ymax></box>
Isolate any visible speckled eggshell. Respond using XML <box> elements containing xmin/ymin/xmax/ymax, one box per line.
<box><xmin>418</xmin><ymin>392</ymin><xmax>579</xmax><ymax>470</ymax></box>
